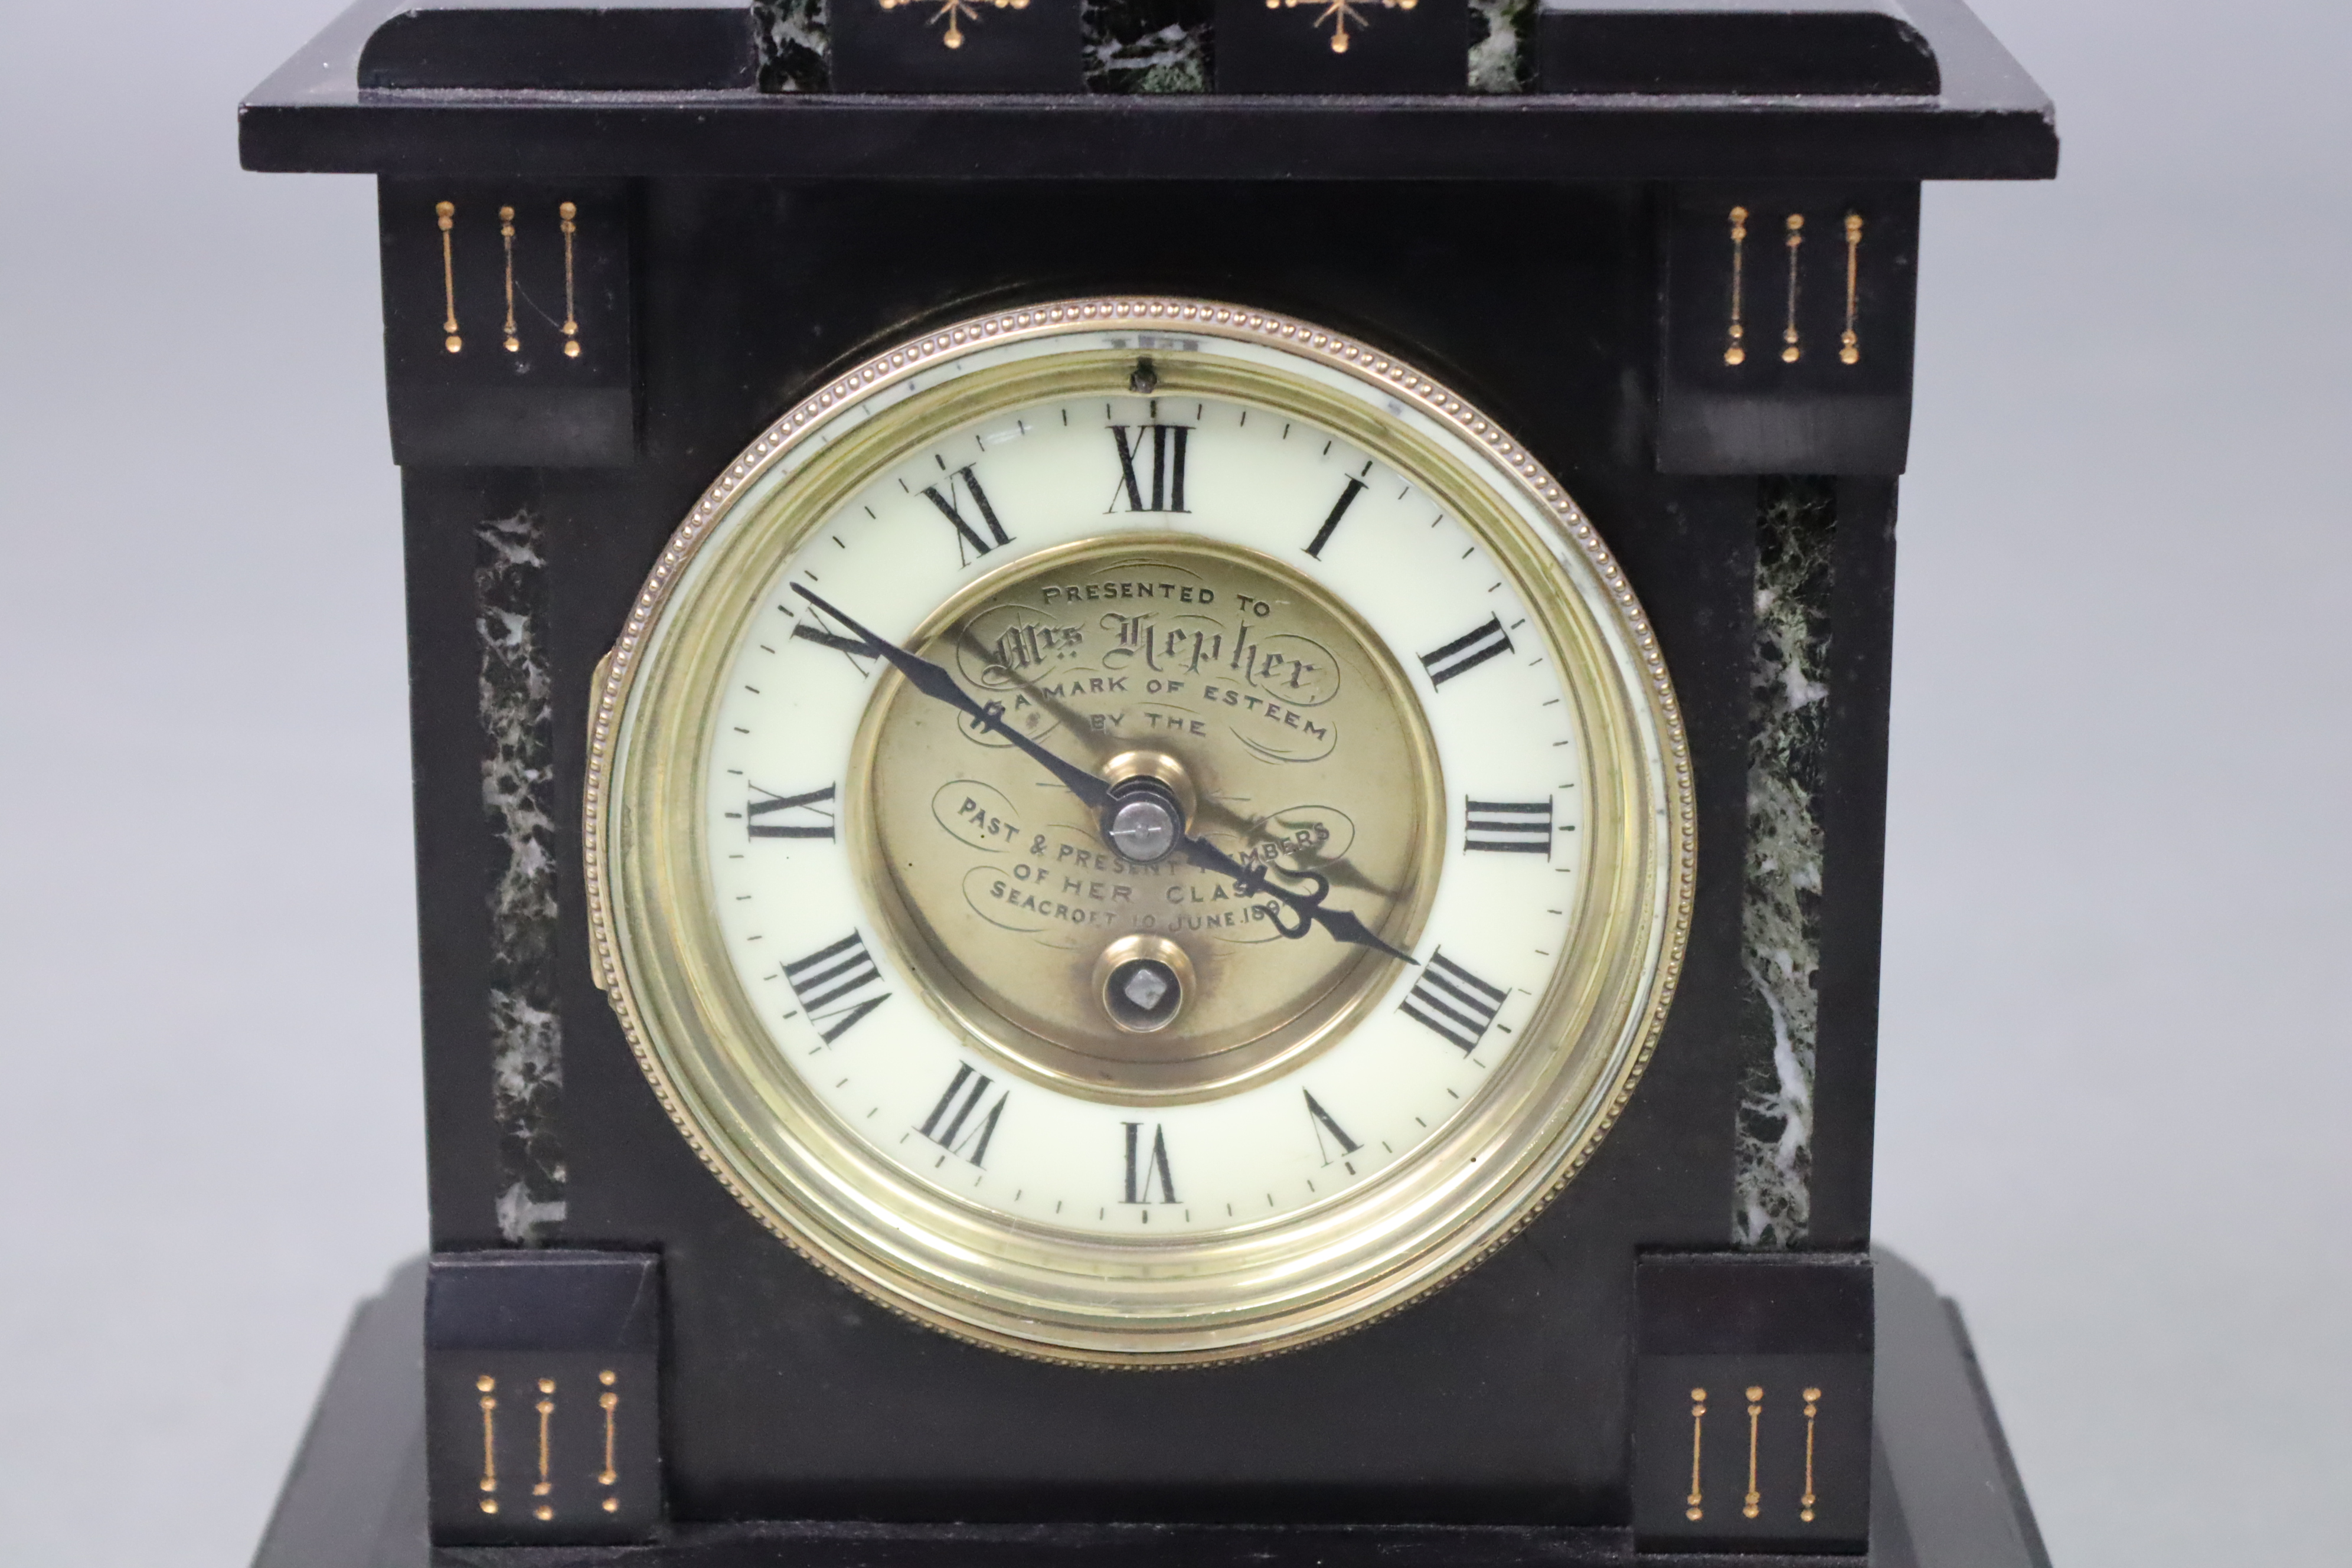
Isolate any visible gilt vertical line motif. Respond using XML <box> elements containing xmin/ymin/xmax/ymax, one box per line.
<box><xmin>1734</xmin><ymin>480</ymin><xmax>1832</xmax><ymax>1247</ymax></box>
<box><xmin>1724</xmin><ymin>207</ymin><xmax>1749</xmax><ymax>365</ymax></box>
<box><xmin>476</xmin><ymin>1376</ymin><xmax>499</xmax><ymax>1513</ymax></box>
<box><xmin>558</xmin><ymin>203</ymin><xmax>582</xmax><ymax>358</ymax></box>
<box><xmin>599</xmin><ymin>1370</ymin><xmax>620</xmax><ymax>1513</ymax></box>
<box><xmin>1801</xmin><ymin>1386</ymin><xmax>1822</xmax><ymax>1521</ymax></box>
<box><xmin>1840</xmin><ymin>214</ymin><xmax>1863</xmax><ymax>365</ymax></box>
<box><xmin>480</xmin><ymin>512</ymin><xmax>567</xmax><ymax>1243</ymax></box>
<box><xmin>532</xmin><ymin>1378</ymin><xmax>556</xmax><ymax>1518</ymax></box>
<box><xmin>1742</xmin><ymin>1386</ymin><xmax>1765</xmax><ymax>1518</ymax></box>
<box><xmin>499</xmin><ymin>205</ymin><xmax>520</xmax><ymax>354</ymax></box>
<box><xmin>1781</xmin><ymin>214</ymin><xmax>1805</xmax><ymax>363</ymax></box>
<box><xmin>1686</xmin><ymin>1387</ymin><xmax>1708</xmax><ymax>1520</ymax></box>
<box><xmin>437</xmin><ymin>201</ymin><xmax>462</xmax><ymax>353</ymax></box>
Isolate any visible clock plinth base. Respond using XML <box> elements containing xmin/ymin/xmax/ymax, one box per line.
<box><xmin>251</xmin><ymin>1250</ymin><xmax>2044</xmax><ymax>1568</ymax></box>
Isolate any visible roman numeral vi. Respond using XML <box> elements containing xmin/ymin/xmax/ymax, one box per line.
<box><xmin>1121</xmin><ymin>1122</ymin><xmax>1179</xmax><ymax>1204</ymax></box>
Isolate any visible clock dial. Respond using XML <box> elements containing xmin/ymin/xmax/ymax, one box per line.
<box><xmin>589</xmin><ymin>301</ymin><xmax>1692</xmax><ymax>1363</ymax></box>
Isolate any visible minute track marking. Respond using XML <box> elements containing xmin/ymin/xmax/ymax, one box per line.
<box><xmin>788</xmin><ymin>583</ymin><xmax>1419</xmax><ymax>968</ymax></box>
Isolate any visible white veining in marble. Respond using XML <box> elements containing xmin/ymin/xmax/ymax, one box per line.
<box><xmin>1734</xmin><ymin>485</ymin><xmax>1832</xmax><ymax>1249</ymax></box>
<box><xmin>1468</xmin><ymin>0</ymin><xmax>1532</xmax><ymax>93</ymax></box>
<box><xmin>478</xmin><ymin>512</ymin><xmax>566</xmax><ymax>1243</ymax></box>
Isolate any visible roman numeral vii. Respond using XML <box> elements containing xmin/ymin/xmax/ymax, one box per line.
<box><xmin>917</xmin><ymin>1063</ymin><xmax>1006</xmax><ymax>1170</ymax></box>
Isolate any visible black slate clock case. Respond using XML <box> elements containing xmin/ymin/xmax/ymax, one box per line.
<box><xmin>242</xmin><ymin>2</ymin><xmax>2056</xmax><ymax>1561</ymax></box>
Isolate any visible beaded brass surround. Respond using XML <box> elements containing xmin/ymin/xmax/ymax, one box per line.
<box><xmin>584</xmin><ymin>298</ymin><xmax>1694</xmax><ymax>1365</ymax></box>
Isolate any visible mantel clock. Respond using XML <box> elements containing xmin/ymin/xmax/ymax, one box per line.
<box><xmin>240</xmin><ymin>3</ymin><xmax>2059</xmax><ymax>1564</ymax></box>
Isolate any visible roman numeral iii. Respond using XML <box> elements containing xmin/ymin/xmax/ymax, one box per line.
<box><xmin>1420</xmin><ymin>616</ymin><xmax>1514</xmax><ymax>688</ymax></box>
<box><xmin>1463</xmin><ymin>798</ymin><xmax>1551</xmax><ymax>855</ymax></box>
<box><xmin>1108</xmin><ymin>424</ymin><xmax>1190</xmax><ymax>514</ymax></box>
<box><xmin>782</xmin><ymin>932</ymin><xmax>890</xmax><ymax>1043</ymax></box>
<box><xmin>917</xmin><ymin>1063</ymin><xmax>1006</xmax><ymax>1169</ymax></box>
<box><xmin>746</xmin><ymin>784</ymin><xmax>837</xmax><ymax>841</ymax></box>
<box><xmin>923</xmin><ymin>465</ymin><xmax>1012</xmax><ymax>564</ymax></box>
<box><xmin>1399</xmin><ymin>950</ymin><xmax>1508</xmax><ymax>1053</ymax></box>
<box><xmin>1121</xmin><ymin>1122</ymin><xmax>1179</xmax><ymax>1204</ymax></box>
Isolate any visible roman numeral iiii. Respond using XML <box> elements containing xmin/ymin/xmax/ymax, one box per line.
<box><xmin>782</xmin><ymin>932</ymin><xmax>889</xmax><ymax>1043</ymax></box>
<box><xmin>1399</xmin><ymin>950</ymin><xmax>1507</xmax><ymax>1053</ymax></box>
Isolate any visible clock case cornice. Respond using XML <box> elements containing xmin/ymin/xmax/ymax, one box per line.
<box><xmin>239</xmin><ymin>0</ymin><xmax>2055</xmax><ymax>182</ymax></box>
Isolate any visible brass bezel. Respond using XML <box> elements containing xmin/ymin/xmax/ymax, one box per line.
<box><xmin>584</xmin><ymin>299</ymin><xmax>1696</xmax><ymax>1367</ymax></box>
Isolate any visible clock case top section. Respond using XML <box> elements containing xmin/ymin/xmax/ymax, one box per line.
<box><xmin>240</xmin><ymin>0</ymin><xmax>2055</xmax><ymax>182</ymax></box>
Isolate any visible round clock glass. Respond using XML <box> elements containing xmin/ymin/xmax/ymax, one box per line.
<box><xmin>587</xmin><ymin>299</ymin><xmax>1693</xmax><ymax>1364</ymax></box>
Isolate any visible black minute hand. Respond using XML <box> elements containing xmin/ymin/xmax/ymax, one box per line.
<box><xmin>790</xmin><ymin>584</ymin><xmax>1414</xmax><ymax>967</ymax></box>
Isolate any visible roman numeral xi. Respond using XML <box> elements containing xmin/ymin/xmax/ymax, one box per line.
<box><xmin>1464</xmin><ymin>798</ymin><xmax>1551</xmax><ymax>855</ymax></box>
<box><xmin>1399</xmin><ymin>950</ymin><xmax>1508</xmax><ymax>1054</ymax></box>
<box><xmin>924</xmin><ymin>465</ymin><xmax>1012</xmax><ymax>565</ymax></box>
<box><xmin>917</xmin><ymin>1063</ymin><xmax>1006</xmax><ymax>1170</ymax></box>
<box><xmin>1108</xmin><ymin>424</ymin><xmax>1190</xmax><ymax>514</ymax></box>
<box><xmin>782</xmin><ymin>932</ymin><xmax>889</xmax><ymax>1044</ymax></box>
<box><xmin>1420</xmin><ymin>616</ymin><xmax>1514</xmax><ymax>688</ymax></box>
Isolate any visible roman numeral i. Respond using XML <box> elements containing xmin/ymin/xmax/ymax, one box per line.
<box><xmin>782</xmin><ymin>932</ymin><xmax>889</xmax><ymax>1044</ymax></box>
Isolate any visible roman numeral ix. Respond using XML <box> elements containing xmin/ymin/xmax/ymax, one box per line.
<box><xmin>924</xmin><ymin>465</ymin><xmax>1012</xmax><ymax>565</ymax></box>
<box><xmin>1121</xmin><ymin>1122</ymin><xmax>1179</xmax><ymax>1204</ymax></box>
<box><xmin>917</xmin><ymin>1063</ymin><xmax>1006</xmax><ymax>1169</ymax></box>
<box><xmin>1464</xmin><ymin>798</ymin><xmax>1552</xmax><ymax>855</ymax></box>
<box><xmin>1420</xmin><ymin>616</ymin><xmax>1514</xmax><ymax>688</ymax></box>
<box><xmin>1108</xmin><ymin>424</ymin><xmax>1190</xmax><ymax>514</ymax></box>
<box><xmin>1399</xmin><ymin>949</ymin><xmax>1508</xmax><ymax>1054</ymax></box>
<box><xmin>782</xmin><ymin>932</ymin><xmax>889</xmax><ymax>1044</ymax></box>
<box><xmin>746</xmin><ymin>784</ymin><xmax>837</xmax><ymax>841</ymax></box>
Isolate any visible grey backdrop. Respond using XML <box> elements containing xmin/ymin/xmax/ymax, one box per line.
<box><xmin>2</xmin><ymin>2</ymin><xmax>2344</xmax><ymax>1563</ymax></box>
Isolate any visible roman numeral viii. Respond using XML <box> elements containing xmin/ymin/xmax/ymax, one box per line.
<box><xmin>1121</xmin><ymin>1122</ymin><xmax>1179</xmax><ymax>1204</ymax></box>
<box><xmin>1464</xmin><ymin>798</ymin><xmax>1551</xmax><ymax>855</ymax></box>
<box><xmin>745</xmin><ymin>784</ymin><xmax>837</xmax><ymax>841</ymax></box>
<box><xmin>1108</xmin><ymin>424</ymin><xmax>1190</xmax><ymax>514</ymax></box>
<box><xmin>924</xmin><ymin>465</ymin><xmax>1011</xmax><ymax>566</ymax></box>
<box><xmin>1399</xmin><ymin>949</ymin><xmax>1508</xmax><ymax>1054</ymax></box>
<box><xmin>1420</xmin><ymin>616</ymin><xmax>1514</xmax><ymax>688</ymax></box>
<box><xmin>782</xmin><ymin>932</ymin><xmax>889</xmax><ymax>1044</ymax></box>
<box><xmin>917</xmin><ymin>1063</ymin><xmax>1006</xmax><ymax>1169</ymax></box>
